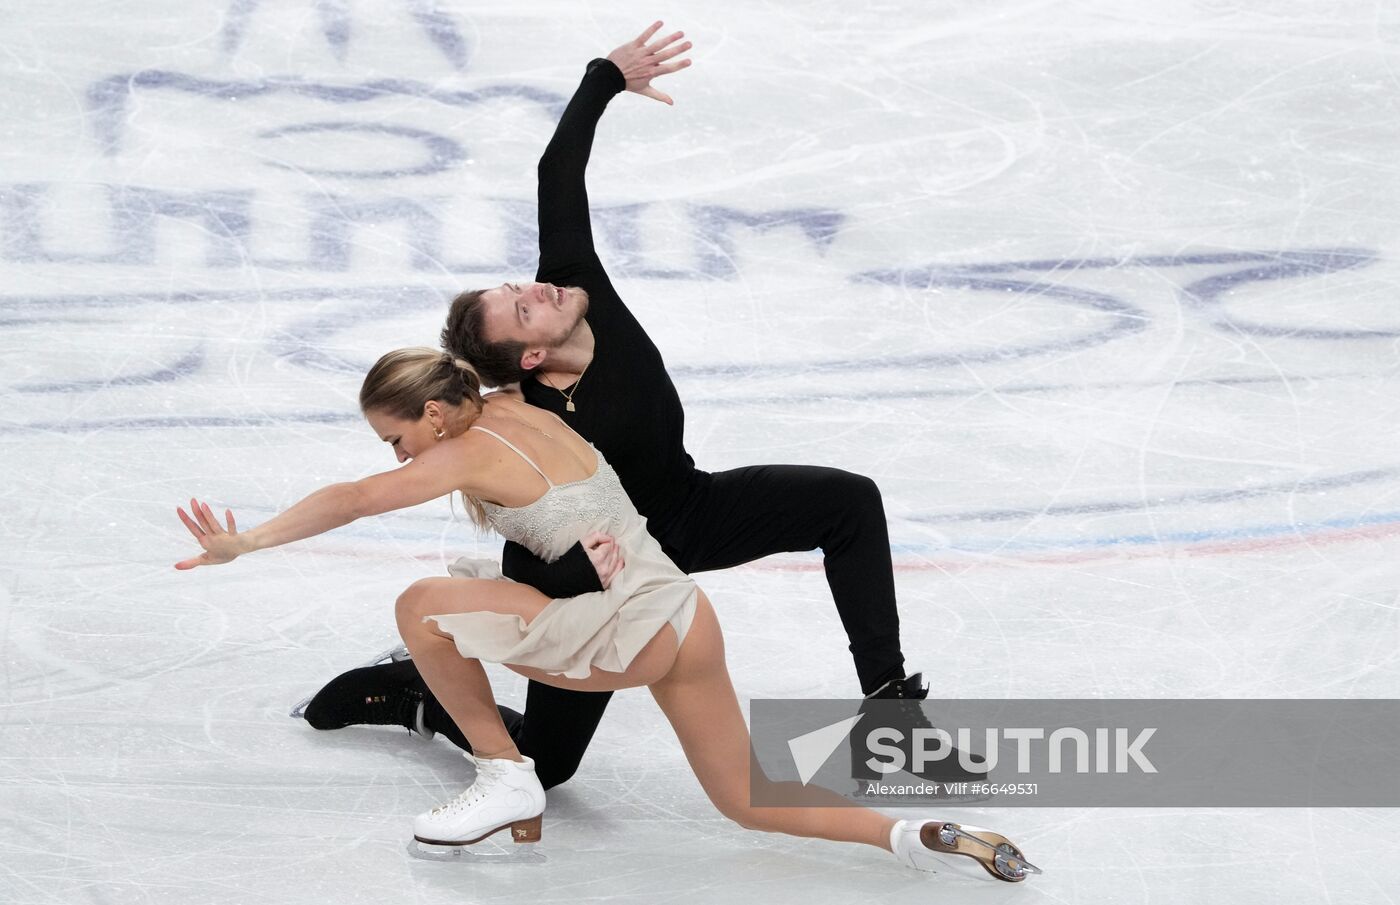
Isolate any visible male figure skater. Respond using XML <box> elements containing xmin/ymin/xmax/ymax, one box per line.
<box><xmin>307</xmin><ymin>23</ymin><xmax>952</xmax><ymax>790</ymax></box>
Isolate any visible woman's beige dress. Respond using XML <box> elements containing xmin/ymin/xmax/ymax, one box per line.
<box><xmin>428</xmin><ymin>425</ymin><xmax>697</xmax><ymax>680</ymax></box>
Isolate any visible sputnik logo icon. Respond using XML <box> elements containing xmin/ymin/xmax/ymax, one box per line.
<box><xmin>786</xmin><ymin>714</ymin><xmax>864</xmax><ymax>785</ymax></box>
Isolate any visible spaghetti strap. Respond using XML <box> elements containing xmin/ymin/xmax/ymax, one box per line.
<box><xmin>469</xmin><ymin>425</ymin><xmax>554</xmax><ymax>488</ymax></box>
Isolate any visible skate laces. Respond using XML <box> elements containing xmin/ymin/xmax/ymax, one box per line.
<box><xmin>864</xmin><ymin>675</ymin><xmax>934</xmax><ymax>726</ymax></box>
<box><xmin>352</xmin><ymin>683</ymin><xmax>423</xmax><ymax>730</ymax></box>
<box><xmin>864</xmin><ymin>674</ymin><xmax>928</xmax><ymax>703</ymax></box>
<box><xmin>393</xmin><ymin>690</ymin><xmax>424</xmax><ymax>732</ymax></box>
<box><xmin>432</xmin><ymin>756</ymin><xmax>512</xmax><ymax>815</ymax></box>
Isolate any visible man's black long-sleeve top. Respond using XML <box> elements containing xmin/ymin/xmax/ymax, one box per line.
<box><xmin>501</xmin><ymin>58</ymin><xmax>707</xmax><ymax>597</ymax></box>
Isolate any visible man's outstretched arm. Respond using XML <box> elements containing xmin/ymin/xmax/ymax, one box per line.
<box><xmin>536</xmin><ymin>22</ymin><xmax>691</xmax><ymax>275</ymax></box>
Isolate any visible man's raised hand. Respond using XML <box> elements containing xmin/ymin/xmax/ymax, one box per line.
<box><xmin>606</xmin><ymin>21</ymin><xmax>692</xmax><ymax>105</ymax></box>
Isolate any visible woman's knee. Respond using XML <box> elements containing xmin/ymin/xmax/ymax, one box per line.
<box><xmin>395</xmin><ymin>577</ymin><xmax>453</xmax><ymax>630</ymax></box>
<box><xmin>709</xmin><ymin>792</ymin><xmax>767</xmax><ymax>831</ymax></box>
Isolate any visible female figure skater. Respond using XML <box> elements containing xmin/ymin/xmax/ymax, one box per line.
<box><xmin>174</xmin><ymin>349</ymin><xmax>1040</xmax><ymax>882</ymax></box>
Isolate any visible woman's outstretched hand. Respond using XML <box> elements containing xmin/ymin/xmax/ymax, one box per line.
<box><xmin>606</xmin><ymin>21</ymin><xmax>692</xmax><ymax>105</ymax></box>
<box><xmin>175</xmin><ymin>498</ymin><xmax>246</xmax><ymax>570</ymax></box>
<box><xmin>582</xmin><ymin>531</ymin><xmax>625</xmax><ymax>589</ymax></box>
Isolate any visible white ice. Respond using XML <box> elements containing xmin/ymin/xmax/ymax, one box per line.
<box><xmin>3</xmin><ymin>0</ymin><xmax>1399</xmax><ymax>902</ymax></box>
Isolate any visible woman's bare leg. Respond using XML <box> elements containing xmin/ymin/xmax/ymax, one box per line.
<box><xmin>395</xmin><ymin>577</ymin><xmax>553</xmax><ymax>760</ymax></box>
<box><xmin>400</xmin><ymin>578</ymin><xmax>895</xmax><ymax>851</ymax></box>
<box><xmin>648</xmin><ymin>592</ymin><xmax>896</xmax><ymax>851</ymax></box>
<box><xmin>395</xmin><ymin>576</ymin><xmax>683</xmax><ymax>756</ymax></box>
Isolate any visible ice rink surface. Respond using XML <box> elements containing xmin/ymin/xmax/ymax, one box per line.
<box><xmin>3</xmin><ymin>0</ymin><xmax>1400</xmax><ymax>901</ymax></box>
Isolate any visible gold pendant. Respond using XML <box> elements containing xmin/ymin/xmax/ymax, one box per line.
<box><xmin>566</xmin><ymin>400</ymin><xmax>576</xmax><ymax>412</ymax></box>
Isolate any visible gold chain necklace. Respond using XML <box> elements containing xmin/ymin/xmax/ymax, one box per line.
<box><xmin>540</xmin><ymin>359</ymin><xmax>591</xmax><ymax>412</ymax></box>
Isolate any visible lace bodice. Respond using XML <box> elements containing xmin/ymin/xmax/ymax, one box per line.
<box><xmin>477</xmin><ymin>439</ymin><xmax>632</xmax><ymax>563</ymax></box>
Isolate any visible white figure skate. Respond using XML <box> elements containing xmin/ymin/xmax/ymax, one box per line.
<box><xmin>413</xmin><ymin>753</ymin><xmax>546</xmax><ymax>847</ymax></box>
<box><xmin>890</xmin><ymin>819</ymin><xmax>1042</xmax><ymax>882</ymax></box>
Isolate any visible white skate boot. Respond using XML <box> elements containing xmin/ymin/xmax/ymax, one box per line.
<box><xmin>890</xmin><ymin>819</ymin><xmax>1042</xmax><ymax>882</ymax></box>
<box><xmin>413</xmin><ymin>753</ymin><xmax>546</xmax><ymax>846</ymax></box>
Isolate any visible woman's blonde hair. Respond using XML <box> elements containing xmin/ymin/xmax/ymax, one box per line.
<box><xmin>360</xmin><ymin>347</ymin><xmax>483</xmax><ymax>418</ymax></box>
<box><xmin>360</xmin><ymin>347</ymin><xmax>491</xmax><ymax>530</ymax></box>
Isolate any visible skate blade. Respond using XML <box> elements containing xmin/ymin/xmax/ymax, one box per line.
<box><xmin>407</xmin><ymin>839</ymin><xmax>546</xmax><ymax>864</ymax></box>
<box><xmin>932</xmin><ymin>823</ymin><xmax>1043</xmax><ymax>882</ymax></box>
<box><xmin>288</xmin><ymin>646</ymin><xmax>411</xmax><ymax>719</ymax></box>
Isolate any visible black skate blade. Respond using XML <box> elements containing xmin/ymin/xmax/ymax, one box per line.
<box><xmin>407</xmin><ymin>838</ymin><xmax>546</xmax><ymax>864</ymax></box>
<box><xmin>288</xmin><ymin>645</ymin><xmax>412</xmax><ymax>719</ymax></box>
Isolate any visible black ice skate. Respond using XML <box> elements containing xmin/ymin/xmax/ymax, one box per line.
<box><xmin>301</xmin><ymin>652</ymin><xmax>437</xmax><ymax>738</ymax></box>
<box><xmin>289</xmin><ymin>645</ymin><xmax>411</xmax><ymax>720</ymax></box>
<box><xmin>850</xmin><ymin>673</ymin><xmax>993</xmax><ymax>804</ymax></box>
<box><xmin>295</xmin><ymin>648</ymin><xmax>519</xmax><ymax>752</ymax></box>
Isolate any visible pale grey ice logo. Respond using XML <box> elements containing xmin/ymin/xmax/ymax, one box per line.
<box><xmin>220</xmin><ymin>0</ymin><xmax>470</xmax><ymax>68</ymax></box>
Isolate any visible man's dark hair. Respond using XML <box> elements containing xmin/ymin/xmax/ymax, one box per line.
<box><xmin>441</xmin><ymin>288</ymin><xmax>531</xmax><ymax>388</ymax></box>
